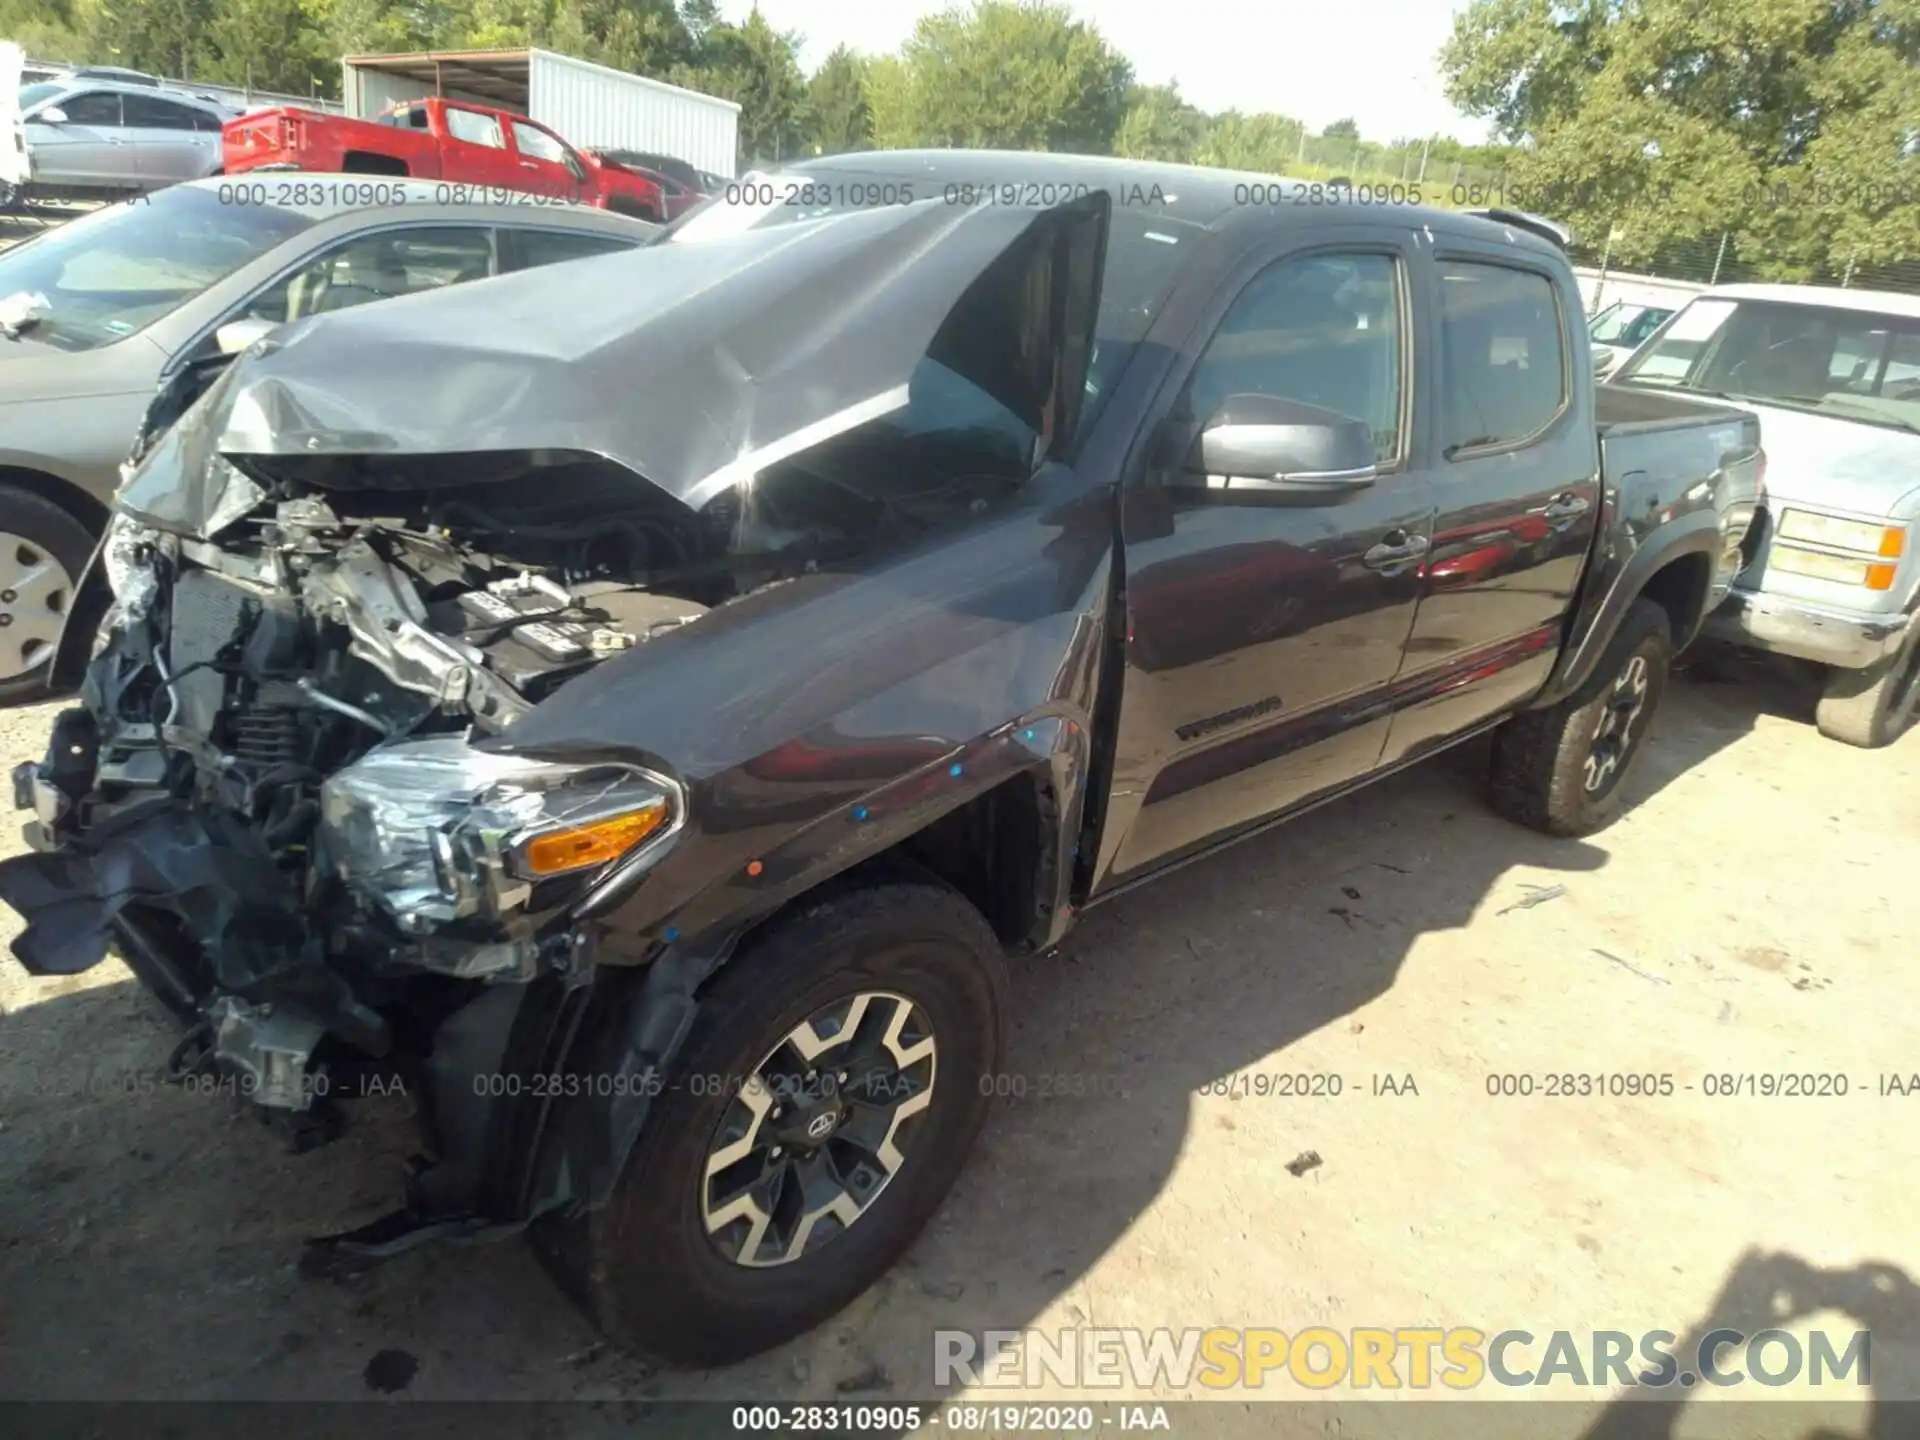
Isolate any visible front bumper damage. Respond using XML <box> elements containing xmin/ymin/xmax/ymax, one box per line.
<box><xmin>0</xmin><ymin>186</ymin><xmax>1117</xmax><ymax>1272</ymax></box>
<box><xmin>0</xmin><ymin>514</ymin><xmax>703</xmax><ymax>1263</ymax></box>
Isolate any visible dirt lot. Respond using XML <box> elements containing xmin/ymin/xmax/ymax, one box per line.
<box><xmin>0</xmin><ymin>648</ymin><xmax>1916</xmax><ymax>1432</ymax></box>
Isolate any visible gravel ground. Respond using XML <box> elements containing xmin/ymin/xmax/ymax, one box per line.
<box><xmin>0</xmin><ymin>647</ymin><xmax>1916</xmax><ymax>1434</ymax></box>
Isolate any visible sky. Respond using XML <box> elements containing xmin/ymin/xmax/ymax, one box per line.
<box><xmin>718</xmin><ymin>0</ymin><xmax>1495</xmax><ymax>145</ymax></box>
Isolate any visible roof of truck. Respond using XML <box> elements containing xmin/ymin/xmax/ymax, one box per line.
<box><xmin>787</xmin><ymin>149</ymin><xmax>1567</xmax><ymax>257</ymax></box>
<box><xmin>1702</xmin><ymin>283</ymin><xmax>1920</xmax><ymax>319</ymax></box>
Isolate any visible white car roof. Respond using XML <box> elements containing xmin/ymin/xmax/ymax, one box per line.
<box><xmin>1699</xmin><ymin>283</ymin><xmax>1920</xmax><ymax>320</ymax></box>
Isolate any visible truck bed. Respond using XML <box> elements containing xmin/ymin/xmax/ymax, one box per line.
<box><xmin>1595</xmin><ymin>383</ymin><xmax>1761</xmax><ymax>490</ymax></box>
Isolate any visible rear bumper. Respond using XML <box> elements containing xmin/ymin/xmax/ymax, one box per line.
<box><xmin>1701</xmin><ymin>589</ymin><xmax>1914</xmax><ymax>669</ymax></box>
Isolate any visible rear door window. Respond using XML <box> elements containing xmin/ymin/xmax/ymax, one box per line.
<box><xmin>505</xmin><ymin>229</ymin><xmax>639</xmax><ymax>271</ymax></box>
<box><xmin>1437</xmin><ymin>261</ymin><xmax>1568</xmax><ymax>456</ymax></box>
<box><xmin>122</xmin><ymin>94</ymin><xmax>203</xmax><ymax>130</ymax></box>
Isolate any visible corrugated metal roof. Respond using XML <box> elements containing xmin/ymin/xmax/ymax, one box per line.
<box><xmin>341</xmin><ymin>48</ymin><xmax>740</xmax><ymax>115</ymax></box>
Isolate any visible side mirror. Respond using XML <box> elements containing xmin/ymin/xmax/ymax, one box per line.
<box><xmin>1185</xmin><ymin>394</ymin><xmax>1378</xmax><ymax>497</ymax></box>
<box><xmin>215</xmin><ymin>317</ymin><xmax>277</xmax><ymax>355</ymax></box>
<box><xmin>35</xmin><ymin>106</ymin><xmax>69</xmax><ymax>125</ymax></box>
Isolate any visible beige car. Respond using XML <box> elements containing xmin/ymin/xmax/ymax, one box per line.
<box><xmin>0</xmin><ymin>175</ymin><xmax>656</xmax><ymax>701</ymax></box>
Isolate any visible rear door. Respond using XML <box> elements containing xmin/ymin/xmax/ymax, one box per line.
<box><xmin>508</xmin><ymin>119</ymin><xmax>589</xmax><ymax>201</ymax></box>
<box><xmin>1379</xmin><ymin>250</ymin><xmax>1600</xmax><ymax>765</ymax></box>
<box><xmin>29</xmin><ymin>89</ymin><xmax>136</xmax><ymax>186</ymax></box>
<box><xmin>1100</xmin><ymin>224</ymin><xmax>1438</xmax><ymax>886</ymax></box>
<box><xmin>121</xmin><ymin>92</ymin><xmax>219</xmax><ymax>184</ymax></box>
<box><xmin>439</xmin><ymin>105</ymin><xmax>515</xmax><ymax>187</ymax></box>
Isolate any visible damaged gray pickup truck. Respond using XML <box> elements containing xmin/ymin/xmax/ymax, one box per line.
<box><xmin>0</xmin><ymin>152</ymin><xmax>1763</xmax><ymax>1366</ymax></box>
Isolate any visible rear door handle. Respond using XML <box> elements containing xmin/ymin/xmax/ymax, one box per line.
<box><xmin>1363</xmin><ymin>531</ymin><xmax>1429</xmax><ymax>569</ymax></box>
<box><xmin>1543</xmin><ymin>492</ymin><xmax>1591</xmax><ymax>520</ymax></box>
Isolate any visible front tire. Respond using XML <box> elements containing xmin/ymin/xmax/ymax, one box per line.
<box><xmin>1815</xmin><ymin>624</ymin><xmax>1920</xmax><ymax>749</ymax></box>
<box><xmin>535</xmin><ymin>881</ymin><xmax>1008</xmax><ymax>1367</ymax></box>
<box><xmin>1488</xmin><ymin>598</ymin><xmax>1674</xmax><ymax>836</ymax></box>
<box><xmin>0</xmin><ymin>486</ymin><xmax>94</xmax><ymax>706</ymax></box>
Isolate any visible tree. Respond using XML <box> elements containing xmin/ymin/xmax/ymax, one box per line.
<box><xmin>305</xmin><ymin>0</ymin><xmax>440</xmax><ymax>60</ymax></box>
<box><xmin>1441</xmin><ymin>0</ymin><xmax>1920</xmax><ymax>276</ymax></box>
<box><xmin>672</xmin><ymin>7</ymin><xmax>807</xmax><ymax>166</ymax></box>
<box><xmin>807</xmin><ymin>44</ymin><xmax>872</xmax><ymax>155</ymax></box>
<box><xmin>879</xmin><ymin>1</ymin><xmax>1133</xmax><ymax>153</ymax></box>
<box><xmin>679</xmin><ymin>0</ymin><xmax>720</xmax><ymax>45</ymax></box>
<box><xmin>1195</xmin><ymin>109</ymin><xmax>1304</xmax><ymax>173</ymax></box>
<box><xmin>206</xmin><ymin>0</ymin><xmax>327</xmax><ymax>94</ymax></box>
<box><xmin>546</xmin><ymin>0</ymin><xmax>695</xmax><ymax>76</ymax></box>
<box><xmin>0</xmin><ymin>0</ymin><xmax>88</xmax><ymax>61</ymax></box>
<box><xmin>1113</xmin><ymin>82</ymin><xmax>1206</xmax><ymax>162</ymax></box>
<box><xmin>1321</xmin><ymin>116</ymin><xmax>1359</xmax><ymax>140</ymax></box>
<box><xmin>85</xmin><ymin>0</ymin><xmax>216</xmax><ymax>77</ymax></box>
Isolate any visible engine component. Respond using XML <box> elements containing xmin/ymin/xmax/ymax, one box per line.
<box><xmin>207</xmin><ymin>995</ymin><xmax>327</xmax><ymax>1111</ymax></box>
<box><xmin>428</xmin><ymin>575</ymin><xmax>704</xmax><ymax>701</ymax></box>
<box><xmin>166</xmin><ymin>568</ymin><xmax>251</xmax><ymax>738</ymax></box>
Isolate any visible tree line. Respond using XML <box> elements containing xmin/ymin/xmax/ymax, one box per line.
<box><xmin>5</xmin><ymin>0</ymin><xmax>1509</xmax><ymax>181</ymax></box>
<box><xmin>8</xmin><ymin>0</ymin><xmax>1911</xmax><ymax>281</ymax></box>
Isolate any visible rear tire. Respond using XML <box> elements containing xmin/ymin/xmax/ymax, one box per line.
<box><xmin>0</xmin><ymin>485</ymin><xmax>94</xmax><ymax>706</ymax></box>
<box><xmin>1814</xmin><ymin>625</ymin><xmax>1920</xmax><ymax>749</ymax></box>
<box><xmin>1488</xmin><ymin>598</ymin><xmax>1674</xmax><ymax>836</ymax></box>
<box><xmin>533</xmin><ymin>880</ymin><xmax>1009</xmax><ymax>1367</ymax></box>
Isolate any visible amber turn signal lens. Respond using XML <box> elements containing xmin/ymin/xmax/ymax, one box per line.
<box><xmin>521</xmin><ymin>802</ymin><xmax>668</xmax><ymax>877</ymax></box>
<box><xmin>1878</xmin><ymin>527</ymin><xmax>1906</xmax><ymax>559</ymax></box>
<box><xmin>1866</xmin><ymin>562</ymin><xmax>1898</xmax><ymax>591</ymax></box>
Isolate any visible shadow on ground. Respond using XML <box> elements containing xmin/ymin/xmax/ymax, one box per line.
<box><xmin>0</xmin><ymin>666</ymin><xmax>1797</xmax><ymax>1404</ymax></box>
<box><xmin>1580</xmin><ymin>1249</ymin><xmax>1920</xmax><ymax>1440</ymax></box>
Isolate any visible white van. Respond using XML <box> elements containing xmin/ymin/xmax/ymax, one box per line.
<box><xmin>1610</xmin><ymin>283</ymin><xmax>1920</xmax><ymax>747</ymax></box>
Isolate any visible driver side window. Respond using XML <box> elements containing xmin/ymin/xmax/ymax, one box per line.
<box><xmin>1187</xmin><ymin>252</ymin><xmax>1405</xmax><ymax>464</ymax></box>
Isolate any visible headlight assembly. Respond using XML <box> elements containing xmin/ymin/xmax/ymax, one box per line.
<box><xmin>1775</xmin><ymin>509</ymin><xmax>1905</xmax><ymax>559</ymax></box>
<box><xmin>318</xmin><ymin>736</ymin><xmax>682</xmax><ymax>931</ymax></box>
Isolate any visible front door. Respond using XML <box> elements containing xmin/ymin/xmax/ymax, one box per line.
<box><xmin>1101</xmin><ymin>235</ymin><xmax>1437</xmax><ymax>886</ymax></box>
<box><xmin>29</xmin><ymin>90</ymin><xmax>137</xmax><ymax>187</ymax></box>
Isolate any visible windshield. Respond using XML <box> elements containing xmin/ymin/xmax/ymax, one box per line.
<box><xmin>1615</xmin><ymin>296</ymin><xmax>1920</xmax><ymax>434</ymax></box>
<box><xmin>0</xmin><ymin>186</ymin><xmax>319</xmax><ymax>352</ymax></box>
<box><xmin>664</xmin><ymin>168</ymin><xmax>1205</xmax><ymax>440</ymax></box>
<box><xmin>1589</xmin><ymin>302</ymin><xmax>1673</xmax><ymax>347</ymax></box>
<box><xmin>18</xmin><ymin>82</ymin><xmax>69</xmax><ymax>112</ymax></box>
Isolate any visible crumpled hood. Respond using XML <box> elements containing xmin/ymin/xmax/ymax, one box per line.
<box><xmin>119</xmin><ymin>192</ymin><xmax>1109</xmax><ymax>536</ymax></box>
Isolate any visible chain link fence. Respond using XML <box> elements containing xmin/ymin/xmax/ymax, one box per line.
<box><xmin>1566</xmin><ymin>231</ymin><xmax>1920</xmax><ymax>301</ymax></box>
<box><xmin>1283</xmin><ymin>133</ymin><xmax>1508</xmax><ymax>195</ymax></box>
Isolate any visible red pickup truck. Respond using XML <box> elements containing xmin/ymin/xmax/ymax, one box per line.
<box><xmin>223</xmin><ymin>97</ymin><xmax>665</xmax><ymax>220</ymax></box>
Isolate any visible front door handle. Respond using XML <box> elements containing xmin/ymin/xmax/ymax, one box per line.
<box><xmin>1363</xmin><ymin>531</ymin><xmax>1429</xmax><ymax>569</ymax></box>
<box><xmin>1543</xmin><ymin>492</ymin><xmax>1591</xmax><ymax>520</ymax></box>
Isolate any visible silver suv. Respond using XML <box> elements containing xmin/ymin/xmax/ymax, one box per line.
<box><xmin>15</xmin><ymin>77</ymin><xmax>227</xmax><ymax>200</ymax></box>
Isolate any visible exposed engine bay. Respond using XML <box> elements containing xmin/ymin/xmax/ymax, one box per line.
<box><xmin>0</xmin><ymin>189</ymin><xmax>1097</xmax><ymax>1259</ymax></box>
<box><xmin>3</xmin><ymin>422</ymin><xmax>1031</xmax><ymax>1146</ymax></box>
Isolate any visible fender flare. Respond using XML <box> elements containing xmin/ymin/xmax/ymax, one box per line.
<box><xmin>516</xmin><ymin>709</ymin><xmax>1095</xmax><ymax>1221</ymax></box>
<box><xmin>1534</xmin><ymin>512</ymin><xmax>1721</xmax><ymax>709</ymax></box>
